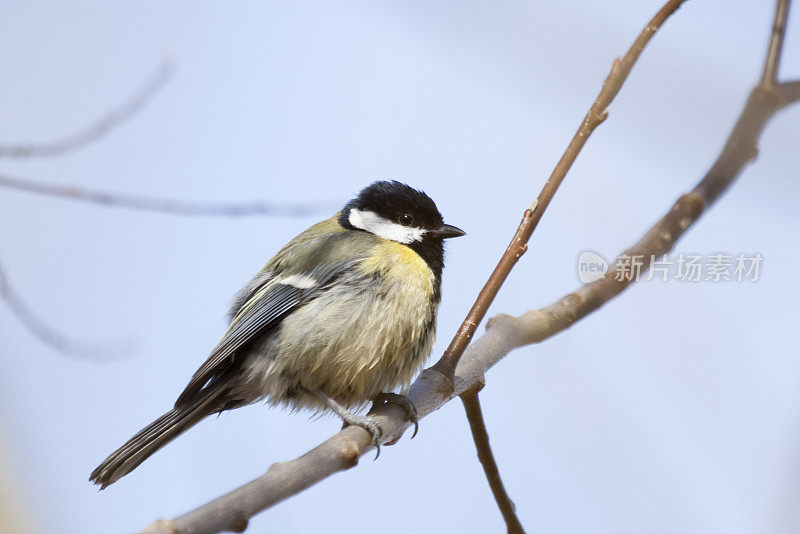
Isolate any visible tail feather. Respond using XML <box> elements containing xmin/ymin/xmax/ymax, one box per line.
<box><xmin>90</xmin><ymin>387</ymin><xmax>225</xmax><ymax>488</ymax></box>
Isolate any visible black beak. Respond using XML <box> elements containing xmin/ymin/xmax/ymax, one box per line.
<box><xmin>430</xmin><ymin>223</ymin><xmax>466</xmax><ymax>239</ymax></box>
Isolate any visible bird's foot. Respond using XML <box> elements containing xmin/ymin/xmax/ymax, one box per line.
<box><xmin>373</xmin><ymin>392</ymin><xmax>419</xmax><ymax>442</ymax></box>
<box><xmin>338</xmin><ymin>411</ymin><xmax>383</xmax><ymax>457</ymax></box>
<box><xmin>312</xmin><ymin>389</ymin><xmax>383</xmax><ymax>458</ymax></box>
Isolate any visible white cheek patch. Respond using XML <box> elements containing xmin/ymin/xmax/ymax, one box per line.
<box><xmin>348</xmin><ymin>208</ymin><xmax>426</xmax><ymax>244</ymax></box>
<box><xmin>276</xmin><ymin>274</ymin><xmax>318</xmax><ymax>289</ymax></box>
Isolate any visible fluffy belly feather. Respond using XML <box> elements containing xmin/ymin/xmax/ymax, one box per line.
<box><xmin>243</xmin><ymin>240</ymin><xmax>438</xmax><ymax>410</ymax></box>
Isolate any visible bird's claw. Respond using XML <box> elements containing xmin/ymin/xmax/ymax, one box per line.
<box><xmin>311</xmin><ymin>388</ymin><xmax>384</xmax><ymax>459</ymax></box>
<box><xmin>339</xmin><ymin>412</ymin><xmax>383</xmax><ymax>459</ymax></box>
<box><xmin>374</xmin><ymin>392</ymin><xmax>419</xmax><ymax>440</ymax></box>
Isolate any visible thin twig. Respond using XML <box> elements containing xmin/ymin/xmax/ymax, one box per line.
<box><xmin>0</xmin><ymin>173</ymin><xmax>328</xmax><ymax>217</ymax></box>
<box><xmin>0</xmin><ymin>259</ymin><xmax>134</xmax><ymax>361</ymax></box>
<box><xmin>0</xmin><ymin>59</ymin><xmax>173</xmax><ymax>158</ymax></box>
<box><xmin>460</xmin><ymin>390</ymin><xmax>525</xmax><ymax>534</ymax></box>
<box><xmin>761</xmin><ymin>0</ymin><xmax>790</xmax><ymax>87</ymax></box>
<box><xmin>430</xmin><ymin>208</ymin><xmax>534</xmax><ymax>380</ymax></box>
<box><xmin>430</xmin><ymin>0</ymin><xmax>689</xmax><ymax>381</ymax></box>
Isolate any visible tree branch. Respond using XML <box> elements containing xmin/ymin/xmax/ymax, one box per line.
<box><xmin>431</xmin><ymin>0</ymin><xmax>689</xmax><ymax>381</ymax></box>
<box><xmin>761</xmin><ymin>0</ymin><xmax>790</xmax><ymax>87</ymax></box>
<box><xmin>138</xmin><ymin>44</ymin><xmax>798</xmax><ymax>520</ymax></box>
<box><xmin>460</xmin><ymin>389</ymin><xmax>525</xmax><ymax>534</ymax></box>
<box><xmin>0</xmin><ymin>59</ymin><xmax>173</xmax><ymax>159</ymax></box>
<box><xmin>452</xmin><ymin>36</ymin><xmax>800</xmax><ymax>523</ymax></box>
<box><xmin>139</xmin><ymin>0</ymin><xmax>799</xmax><ymax>530</ymax></box>
<box><xmin>138</xmin><ymin>1</ymin><xmax>707</xmax><ymax>532</ymax></box>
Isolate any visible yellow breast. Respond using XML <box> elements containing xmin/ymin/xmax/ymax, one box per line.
<box><xmin>358</xmin><ymin>239</ymin><xmax>434</xmax><ymax>292</ymax></box>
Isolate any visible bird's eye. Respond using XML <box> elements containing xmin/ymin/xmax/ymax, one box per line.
<box><xmin>398</xmin><ymin>213</ymin><xmax>414</xmax><ymax>226</ymax></box>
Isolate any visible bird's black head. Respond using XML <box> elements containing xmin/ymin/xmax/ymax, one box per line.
<box><xmin>339</xmin><ymin>181</ymin><xmax>465</xmax><ymax>281</ymax></box>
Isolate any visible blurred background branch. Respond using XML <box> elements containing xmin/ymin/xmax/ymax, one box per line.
<box><xmin>0</xmin><ymin>58</ymin><xmax>331</xmax><ymax>361</ymax></box>
<box><xmin>0</xmin><ymin>59</ymin><xmax>174</xmax><ymax>159</ymax></box>
<box><xmin>0</xmin><ymin>258</ymin><xmax>134</xmax><ymax>361</ymax></box>
<box><xmin>0</xmin><ymin>56</ymin><xmax>327</xmax><ymax>218</ymax></box>
<box><xmin>0</xmin><ymin>173</ymin><xmax>326</xmax><ymax>217</ymax></box>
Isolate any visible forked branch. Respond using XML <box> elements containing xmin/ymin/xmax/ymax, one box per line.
<box><xmin>500</xmin><ymin>0</ymin><xmax>800</xmax><ymax>350</ymax></box>
<box><xmin>459</xmin><ymin>2</ymin><xmax>798</xmax><ymax>528</ymax></box>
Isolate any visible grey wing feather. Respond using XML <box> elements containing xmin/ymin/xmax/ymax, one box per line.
<box><xmin>174</xmin><ymin>261</ymin><xmax>357</xmax><ymax>408</ymax></box>
<box><xmin>227</xmin><ymin>268</ymin><xmax>275</xmax><ymax>321</ymax></box>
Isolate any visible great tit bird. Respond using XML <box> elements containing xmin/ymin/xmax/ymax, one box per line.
<box><xmin>90</xmin><ymin>180</ymin><xmax>465</xmax><ymax>488</ymax></box>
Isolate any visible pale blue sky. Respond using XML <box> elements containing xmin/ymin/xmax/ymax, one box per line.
<box><xmin>1</xmin><ymin>2</ymin><xmax>799</xmax><ymax>533</ymax></box>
